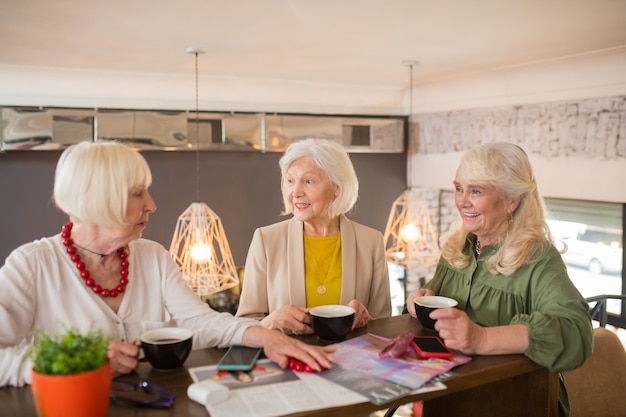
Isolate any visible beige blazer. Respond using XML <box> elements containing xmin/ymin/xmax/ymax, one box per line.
<box><xmin>236</xmin><ymin>215</ymin><xmax>392</xmax><ymax>319</ymax></box>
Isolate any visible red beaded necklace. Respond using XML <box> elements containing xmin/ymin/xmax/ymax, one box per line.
<box><xmin>61</xmin><ymin>222</ymin><xmax>129</xmax><ymax>298</ymax></box>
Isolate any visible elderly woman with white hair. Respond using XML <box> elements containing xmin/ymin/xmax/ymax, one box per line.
<box><xmin>236</xmin><ymin>138</ymin><xmax>392</xmax><ymax>335</ymax></box>
<box><xmin>0</xmin><ymin>141</ymin><xmax>333</xmax><ymax>387</ymax></box>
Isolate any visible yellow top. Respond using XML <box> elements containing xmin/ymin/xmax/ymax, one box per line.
<box><xmin>304</xmin><ymin>234</ymin><xmax>342</xmax><ymax>307</ymax></box>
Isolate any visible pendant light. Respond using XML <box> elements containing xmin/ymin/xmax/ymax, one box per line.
<box><xmin>169</xmin><ymin>47</ymin><xmax>239</xmax><ymax>296</ymax></box>
<box><xmin>383</xmin><ymin>188</ymin><xmax>441</xmax><ymax>267</ymax></box>
<box><xmin>383</xmin><ymin>61</ymin><xmax>441</xmax><ymax>268</ymax></box>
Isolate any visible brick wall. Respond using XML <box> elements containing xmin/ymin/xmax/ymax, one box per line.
<box><xmin>401</xmin><ymin>188</ymin><xmax>457</xmax><ymax>293</ymax></box>
<box><xmin>410</xmin><ymin>96</ymin><xmax>626</xmax><ymax>159</ymax></box>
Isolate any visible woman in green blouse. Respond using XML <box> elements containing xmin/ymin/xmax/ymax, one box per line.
<box><xmin>406</xmin><ymin>142</ymin><xmax>593</xmax><ymax>417</ymax></box>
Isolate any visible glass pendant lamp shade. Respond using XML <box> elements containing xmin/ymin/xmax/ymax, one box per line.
<box><xmin>169</xmin><ymin>202</ymin><xmax>240</xmax><ymax>296</ymax></box>
<box><xmin>383</xmin><ymin>189</ymin><xmax>440</xmax><ymax>267</ymax></box>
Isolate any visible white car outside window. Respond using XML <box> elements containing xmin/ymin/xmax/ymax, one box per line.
<box><xmin>549</xmin><ymin>220</ymin><xmax>623</xmax><ymax>275</ymax></box>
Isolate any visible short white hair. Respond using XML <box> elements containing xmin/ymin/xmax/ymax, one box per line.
<box><xmin>279</xmin><ymin>138</ymin><xmax>358</xmax><ymax>217</ymax></box>
<box><xmin>54</xmin><ymin>141</ymin><xmax>152</xmax><ymax>227</ymax></box>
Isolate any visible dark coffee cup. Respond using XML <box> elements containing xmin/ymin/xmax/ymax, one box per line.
<box><xmin>140</xmin><ymin>327</ymin><xmax>193</xmax><ymax>371</ymax></box>
<box><xmin>414</xmin><ymin>296</ymin><xmax>458</xmax><ymax>330</ymax></box>
<box><xmin>309</xmin><ymin>305</ymin><xmax>355</xmax><ymax>341</ymax></box>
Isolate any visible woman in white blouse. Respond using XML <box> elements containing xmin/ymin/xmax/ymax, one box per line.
<box><xmin>0</xmin><ymin>141</ymin><xmax>332</xmax><ymax>387</ymax></box>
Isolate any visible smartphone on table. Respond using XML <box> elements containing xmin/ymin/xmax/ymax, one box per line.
<box><xmin>216</xmin><ymin>345</ymin><xmax>263</xmax><ymax>371</ymax></box>
<box><xmin>412</xmin><ymin>336</ymin><xmax>453</xmax><ymax>359</ymax></box>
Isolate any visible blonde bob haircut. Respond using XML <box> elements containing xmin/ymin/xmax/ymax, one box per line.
<box><xmin>279</xmin><ymin>138</ymin><xmax>359</xmax><ymax>218</ymax></box>
<box><xmin>54</xmin><ymin>141</ymin><xmax>152</xmax><ymax>227</ymax></box>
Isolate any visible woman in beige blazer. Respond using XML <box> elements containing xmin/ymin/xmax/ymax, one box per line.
<box><xmin>236</xmin><ymin>139</ymin><xmax>392</xmax><ymax>336</ymax></box>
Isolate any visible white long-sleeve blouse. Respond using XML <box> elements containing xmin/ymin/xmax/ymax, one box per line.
<box><xmin>0</xmin><ymin>235</ymin><xmax>258</xmax><ymax>387</ymax></box>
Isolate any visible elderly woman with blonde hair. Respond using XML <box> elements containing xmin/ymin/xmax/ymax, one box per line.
<box><xmin>406</xmin><ymin>142</ymin><xmax>593</xmax><ymax>417</ymax></box>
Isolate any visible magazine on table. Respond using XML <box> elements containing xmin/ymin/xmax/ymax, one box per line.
<box><xmin>325</xmin><ymin>333</ymin><xmax>472</xmax><ymax>389</ymax></box>
<box><xmin>187</xmin><ymin>357</ymin><xmax>447</xmax><ymax>416</ymax></box>
<box><xmin>188</xmin><ymin>359</ymin><xmax>366</xmax><ymax>417</ymax></box>
<box><xmin>319</xmin><ymin>365</ymin><xmax>446</xmax><ymax>405</ymax></box>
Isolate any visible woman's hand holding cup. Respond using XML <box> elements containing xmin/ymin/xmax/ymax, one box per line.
<box><xmin>406</xmin><ymin>288</ymin><xmax>436</xmax><ymax>317</ymax></box>
<box><xmin>261</xmin><ymin>305</ymin><xmax>314</xmax><ymax>336</ymax></box>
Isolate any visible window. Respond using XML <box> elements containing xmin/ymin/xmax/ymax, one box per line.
<box><xmin>546</xmin><ymin>198</ymin><xmax>625</xmax><ymax>342</ymax></box>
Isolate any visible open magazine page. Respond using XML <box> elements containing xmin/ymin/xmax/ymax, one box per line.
<box><xmin>188</xmin><ymin>359</ymin><xmax>366</xmax><ymax>417</ymax></box>
<box><xmin>327</xmin><ymin>333</ymin><xmax>472</xmax><ymax>389</ymax></box>
<box><xmin>319</xmin><ymin>365</ymin><xmax>446</xmax><ymax>405</ymax></box>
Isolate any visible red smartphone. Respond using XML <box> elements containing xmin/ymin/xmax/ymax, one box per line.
<box><xmin>412</xmin><ymin>336</ymin><xmax>453</xmax><ymax>359</ymax></box>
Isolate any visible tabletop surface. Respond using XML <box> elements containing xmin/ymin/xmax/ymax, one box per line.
<box><xmin>0</xmin><ymin>313</ymin><xmax>555</xmax><ymax>417</ymax></box>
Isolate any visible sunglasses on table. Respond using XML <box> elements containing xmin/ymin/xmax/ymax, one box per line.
<box><xmin>378</xmin><ymin>330</ymin><xmax>418</xmax><ymax>359</ymax></box>
<box><xmin>110</xmin><ymin>377</ymin><xmax>175</xmax><ymax>408</ymax></box>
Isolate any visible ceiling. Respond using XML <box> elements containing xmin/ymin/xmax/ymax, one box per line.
<box><xmin>1</xmin><ymin>0</ymin><xmax>625</xmax><ymax>114</ymax></box>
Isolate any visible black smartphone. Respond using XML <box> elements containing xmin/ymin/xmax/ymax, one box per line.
<box><xmin>216</xmin><ymin>345</ymin><xmax>263</xmax><ymax>371</ymax></box>
<box><xmin>412</xmin><ymin>336</ymin><xmax>453</xmax><ymax>359</ymax></box>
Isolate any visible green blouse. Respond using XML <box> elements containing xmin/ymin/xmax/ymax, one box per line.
<box><xmin>424</xmin><ymin>235</ymin><xmax>593</xmax><ymax>417</ymax></box>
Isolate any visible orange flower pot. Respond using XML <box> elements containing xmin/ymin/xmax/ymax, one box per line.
<box><xmin>31</xmin><ymin>362</ymin><xmax>111</xmax><ymax>417</ymax></box>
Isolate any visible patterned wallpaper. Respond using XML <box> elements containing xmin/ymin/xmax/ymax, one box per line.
<box><xmin>410</xmin><ymin>96</ymin><xmax>626</xmax><ymax>159</ymax></box>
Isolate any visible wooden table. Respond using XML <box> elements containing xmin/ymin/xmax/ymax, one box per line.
<box><xmin>0</xmin><ymin>314</ymin><xmax>558</xmax><ymax>417</ymax></box>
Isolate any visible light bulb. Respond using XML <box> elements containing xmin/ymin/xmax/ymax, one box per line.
<box><xmin>399</xmin><ymin>222</ymin><xmax>420</xmax><ymax>243</ymax></box>
<box><xmin>190</xmin><ymin>242</ymin><xmax>212</xmax><ymax>263</ymax></box>
<box><xmin>394</xmin><ymin>251</ymin><xmax>406</xmax><ymax>260</ymax></box>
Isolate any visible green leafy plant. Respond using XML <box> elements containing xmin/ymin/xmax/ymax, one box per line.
<box><xmin>31</xmin><ymin>327</ymin><xmax>109</xmax><ymax>375</ymax></box>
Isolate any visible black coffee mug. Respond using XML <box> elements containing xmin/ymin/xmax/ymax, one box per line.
<box><xmin>309</xmin><ymin>305</ymin><xmax>355</xmax><ymax>341</ymax></box>
<box><xmin>140</xmin><ymin>327</ymin><xmax>193</xmax><ymax>371</ymax></box>
<box><xmin>414</xmin><ymin>296</ymin><xmax>458</xmax><ymax>330</ymax></box>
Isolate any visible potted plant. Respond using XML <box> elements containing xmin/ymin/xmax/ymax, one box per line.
<box><xmin>30</xmin><ymin>326</ymin><xmax>111</xmax><ymax>417</ymax></box>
